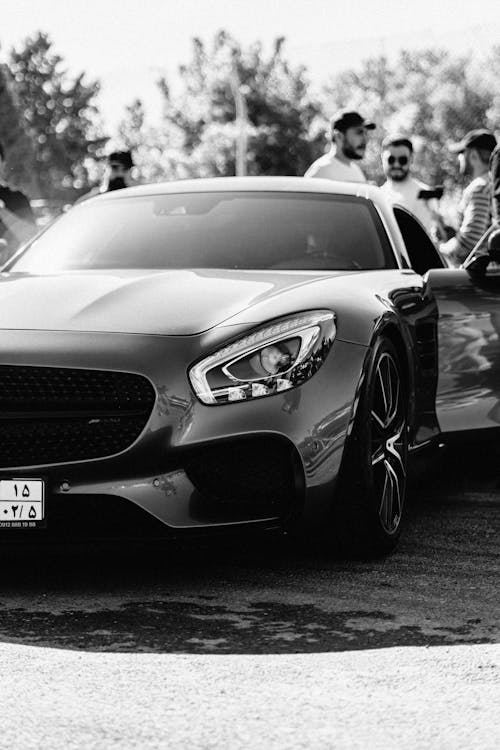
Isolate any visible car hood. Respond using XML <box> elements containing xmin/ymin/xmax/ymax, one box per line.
<box><xmin>0</xmin><ymin>269</ymin><xmax>348</xmax><ymax>335</ymax></box>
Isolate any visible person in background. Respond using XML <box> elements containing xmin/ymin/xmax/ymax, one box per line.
<box><xmin>103</xmin><ymin>150</ymin><xmax>135</xmax><ymax>192</ymax></box>
<box><xmin>475</xmin><ymin>140</ymin><xmax>500</xmax><ymax>273</ymax></box>
<box><xmin>440</xmin><ymin>129</ymin><xmax>497</xmax><ymax>266</ymax></box>
<box><xmin>380</xmin><ymin>134</ymin><xmax>440</xmax><ymax>235</ymax></box>
<box><xmin>304</xmin><ymin>110</ymin><xmax>375</xmax><ymax>183</ymax></box>
<box><xmin>0</xmin><ymin>140</ymin><xmax>36</xmax><ymax>263</ymax></box>
<box><xmin>76</xmin><ymin>150</ymin><xmax>136</xmax><ymax>203</ymax></box>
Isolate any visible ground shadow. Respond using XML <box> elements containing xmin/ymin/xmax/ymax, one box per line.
<box><xmin>0</xmin><ymin>445</ymin><xmax>498</xmax><ymax>653</ymax></box>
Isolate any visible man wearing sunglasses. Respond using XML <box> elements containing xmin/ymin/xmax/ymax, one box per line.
<box><xmin>305</xmin><ymin>110</ymin><xmax>375</xmax><ymax>183</ymax></box>
<box><xmin>380</xmin><ymin>135</ymin><xmax>437</xmax><ymax>234</ymax></box>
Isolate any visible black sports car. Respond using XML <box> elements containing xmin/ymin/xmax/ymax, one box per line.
<box><xmin>1</xmin><ymin>177</ymin><xmax>499</xmax><ymax>553</ymax></box>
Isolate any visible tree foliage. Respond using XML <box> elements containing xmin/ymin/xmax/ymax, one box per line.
<box><xmin>0</xmin><ymin>62</ymin><xmax>36</xmax><ymax>193</ymax></box>
<box><xmin>484</xmin><ymin>45</ymin><xmax>500</xmax><ymax>130</ymax></box>
<box><xmin>7</xmin><ymin>32</ymin><xmax>107</xmax><ymax>199</ymax></box>
<box><xmin>323</xmin><ymin>49</ymin><xmax>497</xmax><ymax>186</ymax></box>
<box><xmin>116</xmin><ymin>97</ymin><xmax>181</xmax><ymax>183</ymax></box>
<box><xmin>3</xmin><ymin>27</ymin><xmax>499</xmax><ymax>202</ymax></box>
<box><xmin>156</xmin><ymin>31</ymin><xmax>324</xmax><ymax>178</ymax></box>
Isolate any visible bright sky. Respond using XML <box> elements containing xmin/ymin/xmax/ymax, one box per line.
<box><xmin>2</xmin><ymin>0</ymin><xmax>500</xmax><ymax>134</ymax></box>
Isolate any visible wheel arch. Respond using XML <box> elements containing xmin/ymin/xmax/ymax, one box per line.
<box><xmin>334</xmin><ymin>331</ymin><xmax>410</xmax><ymax>554</ymax></box>
<box><xmin>377</xmin><ymin>320</ymin><xmax>415</xmax><ymax>421</ymax></box>
<box><xmin>346</xmin><ymin>318</ymin><xmax>415</xmax><ymax>444</ymax></box>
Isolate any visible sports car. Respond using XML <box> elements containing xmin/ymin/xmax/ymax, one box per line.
<box><xmin>0</xmin><ymin>177</ymin><xmax>499</xmax><ymax>554</ymax></box>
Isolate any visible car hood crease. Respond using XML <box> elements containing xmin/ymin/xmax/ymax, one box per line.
<box><xmin>0</xmin><ymin>269</ymin><xmax>348</xmax><ymax>335</ymax></box>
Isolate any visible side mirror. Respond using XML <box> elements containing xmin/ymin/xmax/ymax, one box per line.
<box><xmin>487</xmin><ymin>228</ymin><xmax>500</xmax><ymax>263</ymax></box>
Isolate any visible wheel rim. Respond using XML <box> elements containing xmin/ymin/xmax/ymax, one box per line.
<box><xmin>370</xmin><ymin>352</ymin><xmax>407</xmax><ymax>534</ymax></box>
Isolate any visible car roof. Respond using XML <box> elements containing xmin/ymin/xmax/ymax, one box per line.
<box><xmin>89</xmin><ymin>176</ymin><xmax>382</xmax><ymax>203</ymax></box>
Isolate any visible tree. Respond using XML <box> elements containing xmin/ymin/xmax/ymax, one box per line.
<box><xmin>116</xmin><ymin>98</ymin><xmax>181</xmax><ymax>183</ymax></box>
<box><xmin>0</xmin><ymin>61</ymin><xmax>36</xmax><ymax>193</ymax></box>
<box><xmin>484</xmin><ymin>45</ymin><xmax>500</xmax><ymax>130</ymax></box>
<box><xmin>117</xmin><ymin>98</ymin><xmax>146</xmax><ymax>152</ymax></box>
<box><xmin>156</xmin><ymin>31</ymin><xmax>324</xmax><ymax>178</ymax></box>
<box><xmin>7</xmin><ymin>32</ymin><xmax>107</xmax><ymax>200</ymax></box>
<box><xmin>324</xmin><ymin>49</ymin><xmax>495</xmax><ymax>186</ymax></box>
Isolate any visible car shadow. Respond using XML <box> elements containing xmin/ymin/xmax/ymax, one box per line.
<box><xmin>0</xmin><ymin>445</ymin><xmax>498</xmax><ymax>654</ymax></box>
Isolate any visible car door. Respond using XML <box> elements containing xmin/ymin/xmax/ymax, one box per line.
<box><xmin>425</xmin><ymin>263</ymin><xmax>500</xmax><ymax>435</ymax></box>
<box><xmin>392</xmin><ymin>205</ymin><xmax>500</xmax><ymax>437</ymax></box>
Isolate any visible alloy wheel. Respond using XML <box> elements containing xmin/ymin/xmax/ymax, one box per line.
<box><xmin>370</xmin><ymin>351</ymin><xmax>407</xmax><ymax>534</ymax></box>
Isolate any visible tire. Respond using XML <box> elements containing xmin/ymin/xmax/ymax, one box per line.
<box><xmin>333</xmin><ymin>337</ymin><xmax>408</xmax><ymax>556</ymax></box>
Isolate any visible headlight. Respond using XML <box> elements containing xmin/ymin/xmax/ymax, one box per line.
<box><xmin>189</xmin><ymin>310</ymin><xmax>336</xmax><ymax>405</ymax></box>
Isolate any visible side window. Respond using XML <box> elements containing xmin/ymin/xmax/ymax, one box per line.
<box><xmin>393</xmin><ymin>206</ymin><xmax>444</xmax><ymax>275</ymax></box>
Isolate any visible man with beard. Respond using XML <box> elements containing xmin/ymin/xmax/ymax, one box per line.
<box><xmin>104</xmin><ymin>150</ymin><xmax>135</xmax><ymax>192</ymax></box>
<box><xmin>440</xmin><ymin>129</ymin><xmax>497</xmax><ymax>267</ymax></box>
<box><xmin>76</xmin><ymin>150</ymin><xmax>136</xmax><ymax>203</ymax></box>
<box><xmin>380</xmin><ymin>134</ymin><xmax>438</xmax><ymax>234</ymax></box>
<box><xmin>305</xmin><ymin>110</ymin><xmax>375</xmax><ymax>183</ymax></box>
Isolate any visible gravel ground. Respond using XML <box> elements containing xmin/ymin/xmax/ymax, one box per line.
<box><xmin>0</xmin><ymin>642</ymin><xmax>498</xmax><ymax>750</ymax></box>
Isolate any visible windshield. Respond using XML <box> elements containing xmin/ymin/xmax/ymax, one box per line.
<box><xmin>8</xmin><ymin>191</ymin><xmax>395</xmax><ymax>273</ymax></box>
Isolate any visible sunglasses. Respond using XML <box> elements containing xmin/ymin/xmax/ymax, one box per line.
<box><xmin>388</xmin><ymin>155</ymin><xmax>409</xmax><ymax>166</ymax></box>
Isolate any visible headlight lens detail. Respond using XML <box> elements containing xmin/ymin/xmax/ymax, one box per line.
<box><xmin>259</xmin><ymin>344</ymin><xmax>291</xmax><ymax>375</ymax></box>
<box><xmin>189</xmin><ymin>310</ymin><xmax>336</xmax><ymax>405</ymax></box>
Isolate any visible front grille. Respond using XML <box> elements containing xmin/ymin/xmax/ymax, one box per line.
<box><xmin>0</xmin><ymin>365</ymin><xmax>156</xmax><ymax>467</ymax></box>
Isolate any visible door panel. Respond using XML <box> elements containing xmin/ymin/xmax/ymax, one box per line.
<box><xmin>425</xmin><ymin>268</ymin><xmax>500</xmax><ymax>434</ymax></box>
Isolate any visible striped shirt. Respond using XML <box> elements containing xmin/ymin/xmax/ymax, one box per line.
<box><xmin>440</xmin><ymin>175</ymin><xmax>491</xmax><ymax>265</ymax></box>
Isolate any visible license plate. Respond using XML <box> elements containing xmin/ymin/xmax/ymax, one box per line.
<box><xmin>0</xmin><ymin>478</ymin><xmax>45</xmax><ymax>529</ymax></box>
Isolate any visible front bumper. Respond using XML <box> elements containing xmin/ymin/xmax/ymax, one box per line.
<box><xmin>0</xmin><ymin>329</ymin><xmax>367</xmax><ymax>534</ymax></box>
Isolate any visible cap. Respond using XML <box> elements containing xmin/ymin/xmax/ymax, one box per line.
<box><xmin>107</xmin><ymin>150</ymin><xmax>134</xmax><ymax>169</ymax></box>
<box><xmin>449</xmin><ymin>129</ymin><xmax>497</xmax><ymax>154</ymax></box>
<box><xmin>331</xmin><ymin>110</ymin><xmax>376</xmax><ymax>132</ymax></box>
<box><xmin>382</xmin><ymin>133</ymin><xmax>413</xmax><ymax>152</ymax></box>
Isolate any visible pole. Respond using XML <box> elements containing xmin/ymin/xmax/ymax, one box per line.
<box><xmin>230</xmin><ymin>66</ymin><xmax>248</xmax><ymax>176</ymax></box>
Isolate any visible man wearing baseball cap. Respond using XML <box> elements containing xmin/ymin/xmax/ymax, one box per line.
<box><xmin>305</xmin><ymin>110</ymin><xmax>375</xmax><ymax>183</ymax></box>
<box><xmin>105</xmin><ymin>150</ymin><xmax>135</xmax><ymax>192</ymax></box>
<box><xmin>76</xmin><ymin>150</ymin><xmax>136</xmax><ymax>204</ymax></box>
<box><xmin>440</xmin><ymin>129</ymin><xmax>497</xmax><ymax>266</ymax></box>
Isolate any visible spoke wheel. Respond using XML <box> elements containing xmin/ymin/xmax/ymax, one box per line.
<box><xmin>370</xmin><ymin>351</ymin><xmax>407</xmax><ymax>535</ymax></box>
<box><xmin>334</xmin><ymin>337</ymin><xmax>408</xmax><ymax>556</ymax></box>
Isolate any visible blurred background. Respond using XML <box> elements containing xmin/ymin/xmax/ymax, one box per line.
<box><xmin>1</xmin><ymin>0</ymin><xmax>500</xmax><ymax>224</ymax></box>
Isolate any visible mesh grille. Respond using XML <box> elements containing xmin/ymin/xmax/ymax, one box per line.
<box><xmin>0</xmin><ymin>365</ymin><xmax>155</xmax><ymax>467</ymax></box>
<box><xmin>0</xmin><ymin>365</ymin><xmax>154</xmax><ymax>412</ymax></box>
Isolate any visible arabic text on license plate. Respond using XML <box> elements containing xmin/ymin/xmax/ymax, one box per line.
<box><xmin>0</xmin><ymin>479</ymin><xmax>45</xmax><ymax>527</ymax></box>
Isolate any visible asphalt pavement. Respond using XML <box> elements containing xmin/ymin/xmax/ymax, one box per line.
<box><xmin>0</xmin><ymin>445</ymin><xmax>499</xmax><ymax>748</ymax></box>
